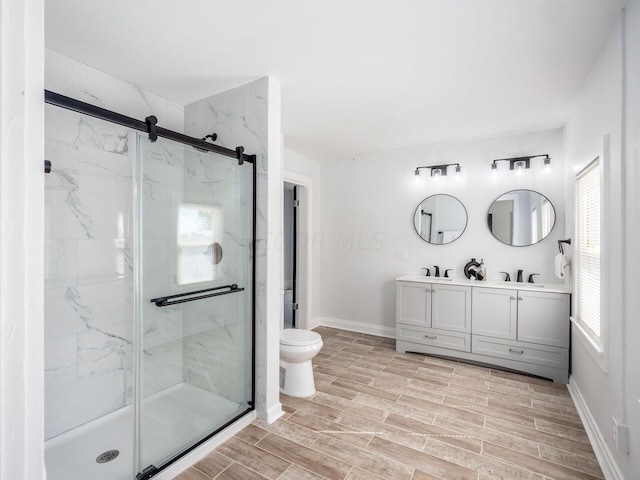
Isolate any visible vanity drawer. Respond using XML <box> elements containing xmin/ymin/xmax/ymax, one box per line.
<box><xmin>396</xmin><ymin>324</ymin><xmax>471</xmax><ymax>352</ymax></box>
<box><xmin>472</xmin><ymin>335</ymin><xmax>568</xmax><ymax>369</ymax></box>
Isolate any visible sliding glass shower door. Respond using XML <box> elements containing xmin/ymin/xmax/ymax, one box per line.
<box><xmin>135</xmin><ymin>134</ymin><xmax>253</xmax><ymax>477</ymax></box>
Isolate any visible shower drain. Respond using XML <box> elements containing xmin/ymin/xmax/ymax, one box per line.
<box><xmin>96</xmin><ymin>449</ymin><xmax>120</xmax><ymax>464</ymax></box>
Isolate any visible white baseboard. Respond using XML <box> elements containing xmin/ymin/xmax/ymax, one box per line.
<box><xmin>567</xmin><ymin>377</ymin><xmax>624</xmax><ymax>480</ymax></box>
<box><xmin>264</xmin><ymin>402</ymin><xmax>285</xmax><ymax>424</ymax></box>
<box><xmin>308</xmin><ymin>316</ymin><xmax>323</xmax><ymax>331</ymax></box>
<box><xmin>155</xmin><ymin>410</ymin><xmax>256</xmax><ymax>479</ymax></box>
<box><xmin>312</xmin><ymin>316</ymin><xmax>395</xmax><ymax>339</ymax></box>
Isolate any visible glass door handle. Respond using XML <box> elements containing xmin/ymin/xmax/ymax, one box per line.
<box><xmin>150</xmin><ymin>284</ymin><xmax>244</xmax><ymax>307</ymax></box>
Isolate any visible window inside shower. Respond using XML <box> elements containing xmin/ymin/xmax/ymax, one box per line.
<box><xmin>176</xmin><ymin>203</ymin><xmax>222</xmax><ymax>285</ymax></box>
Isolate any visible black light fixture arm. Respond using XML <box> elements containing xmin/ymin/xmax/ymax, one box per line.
<box><xmin>490</xmin><ymin>154</ymin><xmax>550</xmax><ymax>170</ymax></box>
<box><xmin>415</xmin><ymin>162</ymin><xmax>461</xmax><ymax>177</ymax></box>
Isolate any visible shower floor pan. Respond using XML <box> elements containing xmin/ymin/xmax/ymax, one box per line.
<box><xmin>45</xmin><ymin>383</ymin><xmax>242</xmax><ymax>480</ymax></box>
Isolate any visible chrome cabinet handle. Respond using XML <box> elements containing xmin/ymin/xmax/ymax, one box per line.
<box><xmin>509</xmin><ymin>348</ymin><xmax>524</xmax><ymax>355</ymax></box>
<box><xmin>424</xmin><ymin>334</ymin><xmax>437</xmax><ymax>340</ymax></box>
<box><xmin>510</xmin><ymin>296</ymin><xmax>516</xmax><ymax>300</ymax></box>
<box><xmin>518</xmin><ymin>296</ymin><xmax>524</xmax><ymax>301</ymax></box>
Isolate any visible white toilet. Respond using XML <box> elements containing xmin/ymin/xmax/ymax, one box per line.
<box><xmin>279</xmin><ymin>328</ymin><xmax>323</xmax><ymax>398</ymax></box>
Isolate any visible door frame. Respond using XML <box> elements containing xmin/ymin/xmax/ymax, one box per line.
<box><xmin>282</xmin><ymin>171</ymin><xmax>312</xmax><ymax>330</ymax></box>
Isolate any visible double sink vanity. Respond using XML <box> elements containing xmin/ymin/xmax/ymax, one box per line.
<box><xmin>395</xmin><ymin>276</ymin><xmax>571</xmax><ymax>383</ymax></box>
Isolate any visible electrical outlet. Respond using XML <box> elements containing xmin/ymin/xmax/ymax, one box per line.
<box><xmin>397</xmin><ymin>249</ymin><xmax>409</xmax><ymax>260</ymax></box>
<box><xmin>612</xmin><ymin>417</ymin><xmax>630</xmax><ymax>453</ymax></box>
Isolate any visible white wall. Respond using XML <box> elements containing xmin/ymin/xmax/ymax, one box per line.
<box><xmin>309</xmin><ymin>128</ymin><xmax>566</xmax><ymax>335</ymax></box>
<box><xmin>622</xmin><ymin>1</ymin><xmax>640</xmax><ymax>479</ymax></box>
<box><xmin>0</xmin><ymin>0</ymin><xmax>45</xmax><ymax>478</ymax></box>
<box><xmin>565</xmin><ymin>2</ymin><xmax>640</xmax><ymax>478</ymax></box>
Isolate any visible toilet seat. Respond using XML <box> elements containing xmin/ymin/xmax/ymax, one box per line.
<box><xmin>280</xmin><ymin>328</ymin><xmax>321</xmax><ymax>346</ymax></box>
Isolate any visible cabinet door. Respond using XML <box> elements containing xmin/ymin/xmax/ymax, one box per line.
<box><xmin>396</xmin><ymin>282</ymin><xmax>431</xmax><ymax>326</ymax></box>
<box><xmin>472</xmin><ymin>287</ymin><xmax>517</xmax><ymax>339</ymax></box>
<box><xmin>517</xmin><ymin>291</ymin><xmax>570</xmax><ymax>348</ymax></box>
<box><xmin>431</xmin><ymin>284</ymin><xmax>471</xmax><ymax>333</ymax></box>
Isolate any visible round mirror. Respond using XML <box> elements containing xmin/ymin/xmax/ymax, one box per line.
<box><xmin>487</xmin><ymin>189</ymin><xmax>556</xmax><ymax>246</ymax></box>
<box><xmin>413</xmin><ymin>194</ymin><xmax>467</xmax><ymax>244</ymax></box>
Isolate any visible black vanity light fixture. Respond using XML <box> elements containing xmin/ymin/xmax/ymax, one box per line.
<box><xmin>490</xmin><ymin>154</ymin><xmax>551</xmax><ymax>177</ymax></box>
<box><xmin>414</xmin><ymin>163</ymin><xmax>461</xmax><ymax>181</ymax></box>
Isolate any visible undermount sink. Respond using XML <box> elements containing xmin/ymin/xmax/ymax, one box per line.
<box><xmin>496</xmin><ymin>281</ymin><xmax>544</xmax><ymax>288</ymax></box>
<box><xmin>404</xmin><ymin>276</ymin><xmax>454</xmax><ymax>282</ymax></box>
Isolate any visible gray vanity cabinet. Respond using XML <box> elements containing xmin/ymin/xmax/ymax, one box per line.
<box><xmin>431</xmin><ymin>284</ymin><xmax>472</xmax><ymax>333</ymax></box>
<box><xmin>472</xmin><ymin>287</ymin><xmax>570</xmax><ymax>347</ymax></box>
<box><xmin>471</xmin><ymin>287</ymin><xmax>517</xmax><ymax>339</ymax></box>
<box><xmin>396</xmin><ymin>277</ymin><xmax>571</xmax><ymax>383</ymax></box>
<box><xmin>396</xmin><ymin>283</ymin><xmax>430</xmax><ymax>326</ymax></box>
<box><xmin>396</xmin><ymin>281</ymin><xmax>471</xmax><ymax>352</ymax></box>
<box><xmin>516</xmin><ymin>291</ymin><xmax>570</xmax><ymax>348</ymax></box>
<box><xmin>471</xmin><ymin>287</ymin><xmax>570</xmax><ymax>381</ymax></box>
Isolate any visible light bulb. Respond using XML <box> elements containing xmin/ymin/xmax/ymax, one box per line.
<box><xmin>491</xmin><ymin>163</ymin><xmax>498</xmax><ymax>177</ymax></box>
<box><xmin>543</xmin><ymin>157</ymin><xmax>551</xmax><ymax>174</ymax></box>
<box><xmin>432</xmin><ymin>168</ymin><xmax>442</xmax><ymax>180</ymax></box>
<box><xmin>414</xmin><ymin>168</ymin><xmax>422</xmax><ymax>184</ymax></box>
<box><xmin>514</xmin><ymin>160</ymin><xmax>526</xmax><ymax>177</ymax></box>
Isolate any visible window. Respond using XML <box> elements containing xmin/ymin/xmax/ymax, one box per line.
<box><xmin>575</xmin><ymin>158</ymin><xmax>601</xmax><ymax>344</ymax></box>
<box><xmin>177</xmin><ymin>203</ymin><xmax>222</xmax><ymax>285</ymax></box>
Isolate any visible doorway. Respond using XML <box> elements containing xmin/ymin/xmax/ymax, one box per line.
<box><xmin>283</xmin><ymin>182</ymin><xmax>296</xmax><ymax>328</ymax></box>
<box><xmin>282</xmin><ymin>173</ymin><xmax>311</xmax><ymax>330</ymax></box>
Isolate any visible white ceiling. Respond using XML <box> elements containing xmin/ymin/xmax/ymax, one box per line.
<box><xmin>45</xmin><ymin>0</ymin><xmax>625</xmax><ymax>161</ymax></box>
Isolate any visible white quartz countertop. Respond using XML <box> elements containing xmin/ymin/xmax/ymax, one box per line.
<box><xmin>396</xmin><ymin>275</ymin><xmax>572</xmax><ymax>294</ymax></box>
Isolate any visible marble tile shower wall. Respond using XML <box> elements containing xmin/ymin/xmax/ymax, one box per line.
<box><xmin>181</xmin><ymin>149</ymin><xmax>252</xmax><ymax>403</ymax></box>
<box><xmin>139</xmin><ymin>139</ymin><xmax>186</xmax><ymax>399</ymax></box>
<box><xmin>44</xmin><ymin>106</ymin><xmax>135</xmax><ymax>440</ymax></box>
<box><xmin>183</xmin><ymin>80</ymin><xmax>268</xmax><ymax>407</ymax></box>
<box><xmin>44</xmin><ymin>51</ymin><xmax>184</xmax><ymax>439</ymax></box>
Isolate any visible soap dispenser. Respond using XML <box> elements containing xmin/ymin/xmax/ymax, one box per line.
<box><xmin>463</xmin><ymin>258</ymin><xmax>481</xmax><ymax>279</ymax></box>
<box><xmin>478</xmin><ymin>258</ymin><xmax>486</xmax><ymax>281</ymax></box>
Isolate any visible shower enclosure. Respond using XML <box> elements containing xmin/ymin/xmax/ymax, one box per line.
<box><xmin>43</xmin><ymin>92</ymin><xmax>255</xmax><ymax>480</ymax></box>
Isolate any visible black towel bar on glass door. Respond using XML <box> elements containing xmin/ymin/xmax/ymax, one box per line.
<box><xmin>150</xmin><ymin>284</ymin><xmax>244</xmax><ymax>307</ymax></box>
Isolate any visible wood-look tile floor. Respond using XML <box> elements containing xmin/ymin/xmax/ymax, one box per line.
<box><xmin>175</xmin><ymin>327</ymin><xmax>603</xmax><ymax>480</ymax></box>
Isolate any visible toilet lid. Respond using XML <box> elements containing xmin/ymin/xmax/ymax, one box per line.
<box><xmin>280</xmin><ymin>328</ymin><xmax>322</xmax><ymax>346</ymax></box>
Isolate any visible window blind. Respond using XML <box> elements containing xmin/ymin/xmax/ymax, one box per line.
<box><xmin>575</xmin><ymin>159</ymin><xmax>601</xmax><ymax>342</ymax></box>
